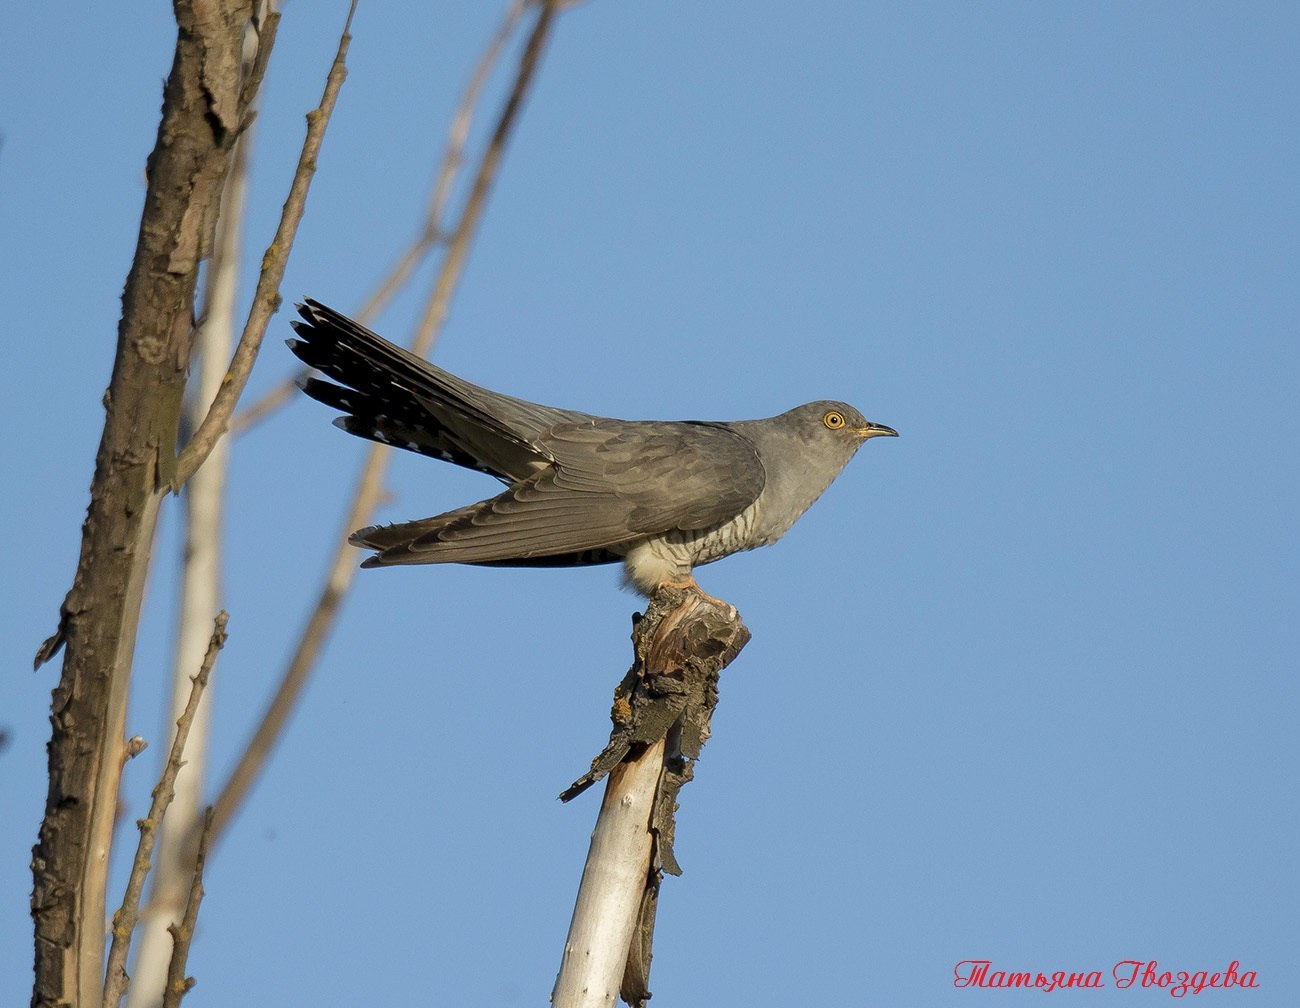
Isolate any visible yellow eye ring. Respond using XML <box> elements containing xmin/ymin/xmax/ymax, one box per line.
<box><xmin>822</xmin><ymin>410</ymin><xmax>846</xmax><ymax>430</ymax></box>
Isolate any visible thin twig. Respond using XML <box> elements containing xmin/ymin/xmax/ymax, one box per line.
<box><xmin>412</xmin><ymin>0</ymin><xmax>559</xmax><ymax>356</ymax></box>
<box><xmin>160</xmin><ymin>808</ymin><xmax>215</xmax><ymax>1008</ymax></box>
<box><xmin>102</xmin><ymin>614</ymin><xmax>228</xmax><ymax>1008</ymax></box>
<box><xmin>229</xmin><ymin>0</ymin><xmax>528</xmax><ymax>437</ymax></box>
<box><xmin>356</xmin><ymin>0</ymin><xmax>528</xmax><ymax>325</ymax></box>
<box><xmin>208</xmin><ymin>446</ymin><xmax>387</xmax><ymax>838</ymax></box>
<box><xmin>208</xmin><ymin>0</ymin><xmax>564</xmax><ymax>843</ymax></box>
<box><xmin>172</xmin><ymin>0</ymin><xmax>358</xmax><ymax>488</ymax></box>
<box><xmin>229</xmin><ymin>373</ymin><xmax>299</xmax><ymax>435</ymax></box>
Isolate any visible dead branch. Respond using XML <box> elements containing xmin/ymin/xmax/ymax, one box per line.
<box><xmin>356</xmin><ymin>0</ymin><xmax>529</xmax><ymax>325</ymax></box>
<box><xmin>554</xmin><ymin>588</ymin><xmax>751</xmax><ymax>1008</ymax></box>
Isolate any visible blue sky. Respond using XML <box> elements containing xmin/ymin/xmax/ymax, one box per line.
<box><xmin>2</xmin><ymin>2</ymin><xmax>1296</xmax><ymax>1004</ymax></box>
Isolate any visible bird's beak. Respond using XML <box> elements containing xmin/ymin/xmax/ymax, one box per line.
<box><xmin>855</xmin><ymin>421</ymin><xmax>899</xmax><ymax>440</ymax></box>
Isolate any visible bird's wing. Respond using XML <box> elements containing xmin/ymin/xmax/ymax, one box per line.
<box><xmin>353</xmin><ymin>419</ymin><xmax>765</xmax><ymax>567</ymax></box>
<box><xmin>289</xmin><ymin>299</ymin><xmax>593</xmax><ymax>481</ymax></box>
<box><xmin>540</xmin><ymin>419</ymin><xmax>765</xmax><ymax>531</ymax></box>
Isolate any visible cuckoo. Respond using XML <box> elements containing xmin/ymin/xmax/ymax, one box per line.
<box><xmin>289</xmin><ymin>300</ymin><xmax>897</xmax><ymax>596</ymax></box>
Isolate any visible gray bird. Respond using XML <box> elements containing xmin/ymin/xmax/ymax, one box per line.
<box><xmin>289</xmin><ymin>299</ymin><xmax>897</xmax><ymax>596</ymax></box>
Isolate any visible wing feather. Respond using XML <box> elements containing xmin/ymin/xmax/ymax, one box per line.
<box><xmin>355</xmin><ymin>419</ymin><xmax>766</xmax><ymax>567</ymax></box>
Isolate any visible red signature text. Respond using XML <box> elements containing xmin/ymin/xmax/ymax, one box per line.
<box><xmin>954</xmin><ymin>959</ymin><xmax>1259</xmax><ymax>996</ymax></box>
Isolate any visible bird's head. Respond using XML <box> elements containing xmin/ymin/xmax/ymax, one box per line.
<box><xmin>816</xmin><ymin>402</ymin><xmax>897</xmax><ymax>442</ymax></box>
<box><xmin>739</xmin><ymin>401</ymin><xmax>898</xmax><ymax>479</ymax></box>
<box><xmin>792</xmin><ymin>401</ymin><xmax>899</xmax><ymax>451</ymax></box>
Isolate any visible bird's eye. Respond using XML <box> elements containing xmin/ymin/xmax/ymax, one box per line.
<box><xmin>822</xmin><ymin>410</ymin><xmax>845</xmax><ymax>430</ymax></box>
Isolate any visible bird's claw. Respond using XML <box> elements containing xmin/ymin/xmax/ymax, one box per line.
<box><xmin>658</xmin><ymin>576</ymin><xmax>731</xmax><ymax>610</ymax></box>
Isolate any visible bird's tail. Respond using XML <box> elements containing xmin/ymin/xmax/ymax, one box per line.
<box><xmin>288</xmin><ymin>299</ymin><xmax>551</xmax><ymax>479</ymax></box>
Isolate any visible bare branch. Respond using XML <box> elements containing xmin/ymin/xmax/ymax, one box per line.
<box><xmin>172</xmin><ymin>0</ymin><xmax>358</xmax><ymax>488</ymax></box>
<box><xmin>355</xmin><ymin>0</ymin><xmax>529</xmax><ymax>324</ymax></box>
<box><xmin>412</xmin><ymin>0</ymin><xmax>560</xmax><ymax>356</ymax></box>
<box><xmin>229</xmin><ymin>372</ymin><xmax>300</xmax><ymax>435</ymax></box>
<box><xmin>230</xmin><ymin>0</ymin><xmax>529</xmax><ymax>437</ymax></box>
<box><xmin>208</xmin><ymin>0</ymin><xmax>565</xmax><ymax>841</ymax></box>
<box><xmin>32</xmin><ymin>6</ymin><xmax>265</xmax><ymax>1004</ymax></box>
<box><xmin>209</xmin><ymin>445</ymin><xmax>388</xmax><ymax>838</ymax></box>
<box><xmin>554</xmin><ymin>739</ymin><xmax>665</xmax><ymax>1008</ymax></box>
<box><xmin>555</xmin><ymin>589</ymin><xmax>750</xmax><ymax>1007</ymax></box>
<box><xmin>160</xmin><ymin>808</ymin><xmax>215</xmax><ymax>1008</ymax></box>
<box><xmin>102</xmin><ymin>614</ymin><xmax>228</xmax><ymax>1008</ymax></box>
<box><xmin>127</xmin><ymin>38</ymin><xmax>257</xmax><ymax>1002</ymax></box>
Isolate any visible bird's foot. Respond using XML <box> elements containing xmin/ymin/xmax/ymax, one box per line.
<box><xmin>658</xmin><ymin>575</ymin><xmax>731</xmax><ymax>610</ymax></box>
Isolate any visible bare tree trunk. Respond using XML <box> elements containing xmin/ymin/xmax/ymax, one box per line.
<box><xmin>31</xmin><ymin>5</ymin><xmax>257</xmax><ymax>1006</ymax></box>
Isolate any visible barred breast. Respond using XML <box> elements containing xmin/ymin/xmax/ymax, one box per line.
<box><xmin>618</xmin><ymin>500</ymin><xmax>765</xmax><ymax>595</ymax></box>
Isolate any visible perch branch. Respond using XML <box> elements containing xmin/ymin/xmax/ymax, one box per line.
<box><xmin>554</xmin><ymin>588</ymin><xmax>750</xmax><ymax>1007</ymax></box>
<box><xmin>553</xmin><ymin>740</ymin><xmax>666</xmax><ymax>1008</ymax></box>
